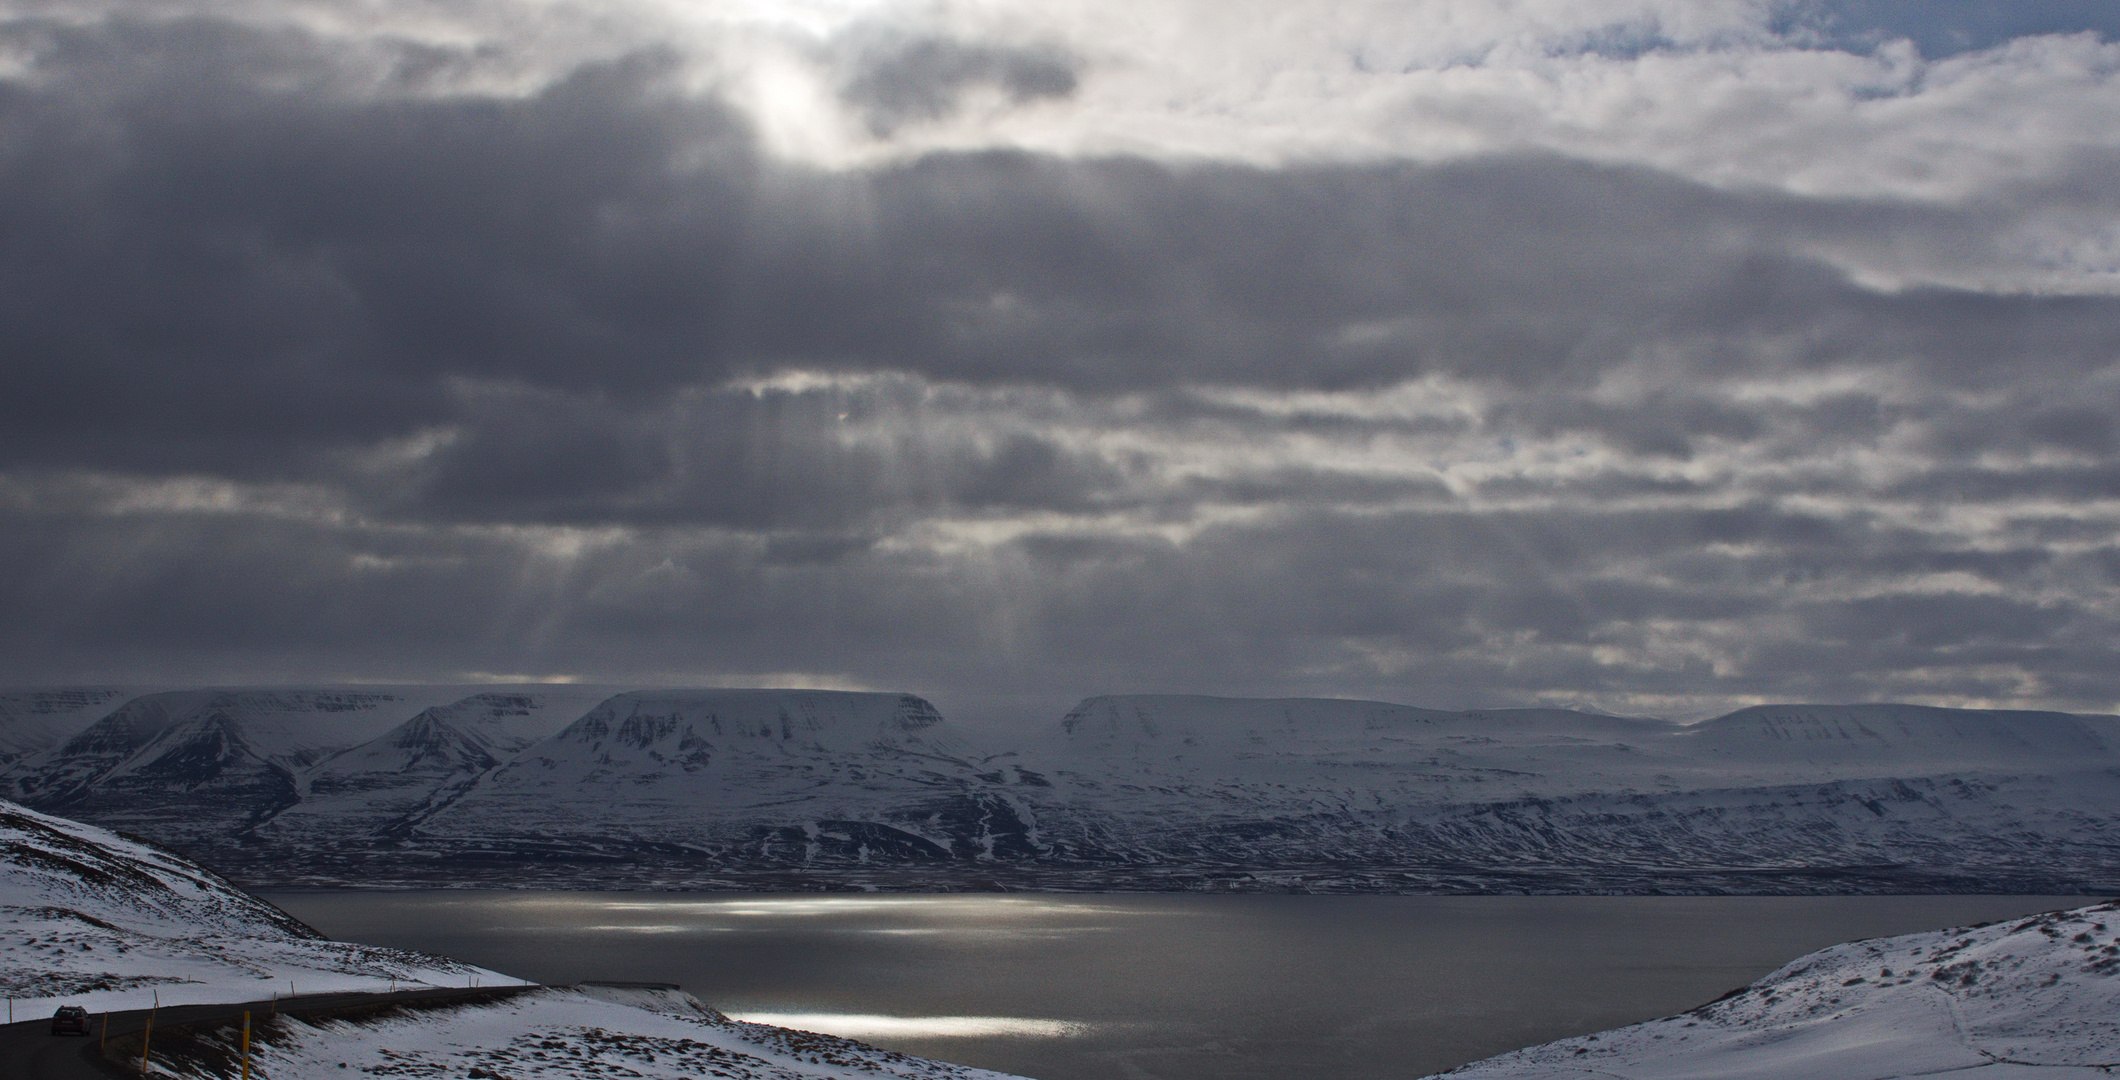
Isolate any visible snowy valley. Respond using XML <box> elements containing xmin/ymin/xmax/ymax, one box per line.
<box><xmin>2</xmin><ymin>688</ymin><xmax>2118</xmax><ymax>892</ymax></box>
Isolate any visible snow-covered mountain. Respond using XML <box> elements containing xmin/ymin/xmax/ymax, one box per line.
<box><xmin>1038</xmin><ymin>695</ymin><xmax>2120</xmax><ymax>799</ymax></box>
<box><xmin>1680</xmin><ymin>703</ymin><xmax>2120</xmax><ymax>781</ymax></box>
<box><xmin>0</xmin><ymin>687</ymin><xmax>135</xmax><ymax>766</ymax></box>
<box><xmin>1435</xmin><ymin>899</ymin><xmax>2120</xmax><ymax>1079</ymax></box>
<box><xmin>259</xmin><ymin>689</ymin><xmax>612</xmax><ymax>845</ymax></box>
<box><xmin>0</xmin><ymin>688</ymin><xmax>468</xmax><ymax>851</ymax></box>
<box><xmin>1005</xmin><ymin>696</ymin><xmax>2120</xmax><ymax>891</ymax></box>
<box><xmin>3</xmin><ymin>688</ymin><xmax>2118</xmax><ymax>892</ymax></box>
<box><xmin>399</xmin><ymin>689</ymin><xmax>1042</xmax><ymax>866</ymax></box>
<box><xmin>314</xmin><ymin>691</ymin><xmax>600</xmax><ymax>789</ymax></box>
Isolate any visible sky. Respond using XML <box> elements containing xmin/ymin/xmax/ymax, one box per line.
<box><xmin>3</xmin><ymin>0</ymin><xmax>2120</xmax><ymax>724</ymax></box>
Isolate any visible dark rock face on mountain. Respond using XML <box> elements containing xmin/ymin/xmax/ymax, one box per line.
<box><xmin>3</xmin><ymin>688</ymin><xmax>2119</xmax><ymax>893</ymax></box>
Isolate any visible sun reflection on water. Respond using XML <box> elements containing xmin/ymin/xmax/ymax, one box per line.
<box><xmin>726</xmin><ymin>1013</ymin><xmax>1091</xmax><ymax>1039</ymax></box>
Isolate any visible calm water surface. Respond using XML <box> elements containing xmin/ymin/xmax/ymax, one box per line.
<box><xmin>261</xmin><ymin>891</ymin><xmax>2087</xmax><ymax>1080</ymax></box>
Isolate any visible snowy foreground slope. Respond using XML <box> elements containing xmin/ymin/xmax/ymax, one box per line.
<box><xmin>2</xmin><ymin>798</ymin><xmax>1026</xmax><ymax>1080</ymax></box>
<box><xmin>1437</xmin><ymin>900</ymin><xmax>2120</xmax><ymax>1079</ymax></box>
<box><xmin>197</xmin><ymin>985</ymin><xmax>1021</xmax><ymax>1080</ymax></box>
<box><xmin>6</xmin><ymin>687</ymin><xmax>2120</xmax><ymax>891</ymax></box>
<box><xmin>0</xmin><ymin>797</ymin><xmax>519</xmax><ymax>1010</ymax></box>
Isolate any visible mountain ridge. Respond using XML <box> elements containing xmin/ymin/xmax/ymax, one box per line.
<box><xmin>4</xmin><ymin>687</ymin><xmax>2118</xmax><ymax>892</ymax></box>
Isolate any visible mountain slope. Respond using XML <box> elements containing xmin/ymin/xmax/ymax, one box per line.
<box><xmin>0</xmin><ymin>688</ymin><xmax>133</xmax><ymax>767</ymax></box>
<box><xmin>5</xmin><ymin>688</ymin><xmax>2119</xmax><ymax>892</ymax></box>
<box><xmin>1680</xmin><ymin>703</ymin><xmax>2120</xmax><ymax>779</ymax></box>
<box><xmin>225</xmin><ymin>985</ymin><xmax>1030</xmax><ymax>1080</ymax></box>
<box><xmin>403</xmin><ymin>690</ymin><xmax>1045</xmax><ymax>866</ymax></box>
<box><xmin>1436</xmin><ymin>900</ymin><xmax>2120</xmax><ymax>1078</ymax></box>
<box><xmin>1005</xmin><ymin>696</ymin><xmax>2120</xmax><ymax>891</ymax></box>
<box><xmin>0</xmin><ymin>797</ymin><xmax>514</xmax><ymax>1008</ymax></box>
<box><xmin>2</xmin><ymin>688</ymin><xmax>471</xmax><ymax>851</ymax></box>
<box><xmin>258</xmin><ymin>689</ymin><xmax>613</xmax><ymax>845</ymax></box>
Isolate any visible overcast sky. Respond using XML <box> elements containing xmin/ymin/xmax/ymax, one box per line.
<box><xmin>3</xmin><ymin>0</ymin><xmax>2120</xmax><ymax>723</ymax></box>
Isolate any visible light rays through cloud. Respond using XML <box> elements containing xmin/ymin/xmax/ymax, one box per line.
<box><xmin>0</xmin><ymin>0</ymin><xmax>2117</xmax><ymax>716</ymax></box>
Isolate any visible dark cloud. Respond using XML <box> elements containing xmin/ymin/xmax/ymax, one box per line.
<box><xmin>3</xmin><ymin>484</ymin><xmax>2118</xmax><ymax>715</ymax></box>
<box><xmin>834</xmin><ymin>29</ymin><xmax>1079</xmax><ymax>134</ymax></box>
<box><xmin>1803</xmin><ymin>592</ymin><xmax>2083</xmax><ymax>650</ymax></box>
<box><xmin>1</xmin><ymin>13</ymin><xmax>2118</xmax><ymax>717</ymax></box>
<box><xmin>1492</xmin><ymin>393</ymin><xmax>1768</xmax><ymax>460</ymax></box>
<box><xmin>8</xmin><ymin>14</ymin><xmax>2117</xmax><ymax>480</ymax></box>
<box><xmin>1888</xmin><ymin>464</ymin><xmax>2120</xmax><ymax>502</ymax></box>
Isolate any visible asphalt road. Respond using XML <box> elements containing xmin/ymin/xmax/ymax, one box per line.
<box><xmin>0</xmin><ymin>986</ymin><xmax>538</xmax><ymax>1080</ymax></box>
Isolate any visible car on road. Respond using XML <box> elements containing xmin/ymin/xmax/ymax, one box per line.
<box><xmin>50</xmin><ymin>1005</ymin><xmax>90</xmax><ymax>1035</ymax></box>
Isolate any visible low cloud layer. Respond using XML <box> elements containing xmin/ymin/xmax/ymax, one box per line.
<box><xmin>2</xmin><ymin>1</ymin><xmax>2118</xmax><ymax>721</ymax></box>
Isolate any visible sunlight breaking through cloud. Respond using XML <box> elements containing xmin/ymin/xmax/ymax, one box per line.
<box><xmin>2</xmin><ymin>0</ymin><xmax>2118</xmax><ymax>716</ymax></box>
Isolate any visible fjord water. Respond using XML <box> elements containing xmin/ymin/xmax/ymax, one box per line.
<box><xmin>263</xmin><ymin>892</ymin><xmax>2083</xmax><ymax>1080</ymax></box>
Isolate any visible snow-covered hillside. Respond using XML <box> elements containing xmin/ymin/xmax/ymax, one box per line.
<box><xmin>259</xmin><ymin>689</ymin><xmax>611</xmax><ymax>844</ymax></box>
<box><xmin>1039</xmin><ymin>696</ymin><xmax>2120</xmax><ymax>799</ymax></box>
<box><xmin>1007</xmin><ymin>696</ymin><xmax>2120</xmax><ymax>892</ymax></box>
<box><xmin>1681</xmin><ymin>704</ymin><xmax>2120</xmax><ymax>781</ymax></box>
<box><xmin>199</xmin><ymin>985</ymin><xmax>1025</xmax><ymax>1080</ymax></box>
<box><xmin>0</xmin><ymin>688</ymin><xmax>467</xmax><ymax>852</ymax></box>
<box><xmin>0</xmin><ymin>687</ymin><xmax>607</xmax><ymax>861</ymax></box>
<box><xmin>1436</xmin><ymin>900</ymin><xmax>2120</xmax><ymax>1079</ymax></box>
<box><xmin>0</xmin><ymin>798</ymin><xmax>516</xmax><ymax>1010</ymax></box>
<box><xmin>3</xmin><ymin>688</ymin><xmax>2119</xmax><ymax>891</ymax></box>
<box><xmin>404</xmin><ymin>690</ymin><xmax>1041</xmax><ymax>866</ymax></box>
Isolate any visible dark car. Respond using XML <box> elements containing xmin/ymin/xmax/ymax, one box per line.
<box><xmin>50</xmin><ymin>1005</ymin><xmax>90</xmax><ymax>1035</ymax></box>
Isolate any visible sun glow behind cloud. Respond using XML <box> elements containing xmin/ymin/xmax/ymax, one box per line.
<box><xmin>602</xmin><ymin>0</ymin><xmax>2120</xmax><ymax>215</ymax></box>
<box><xmin>3</xmin><ymin>0</ymin><xmax>2119</xmax><ymax>716</ymax></box>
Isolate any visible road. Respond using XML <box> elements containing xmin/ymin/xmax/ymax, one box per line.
<box><xmin>0</xmin><ymin>985</ymin><xmax>538</xmax><ymax>1080</ymax></box>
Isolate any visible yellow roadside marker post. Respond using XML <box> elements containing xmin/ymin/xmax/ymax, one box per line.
<box><xmin>240</xmin><ymin>1010</ymin><xmax>252</xmax><ymax>1080</ymax></box>
<box><xmin>139</xmin><ymin>1007</ymin><xmax>153</xmax><ymax>1076</ymax></box>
